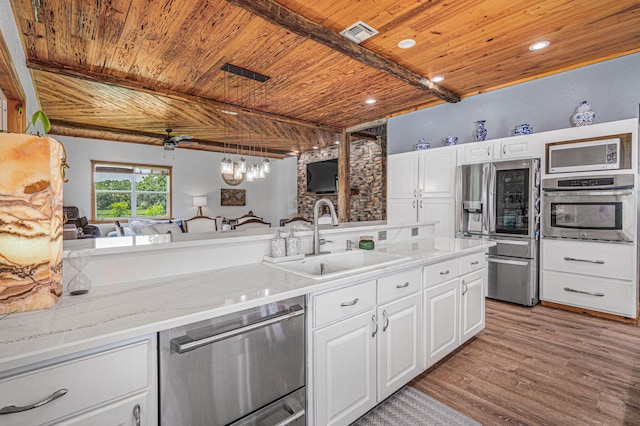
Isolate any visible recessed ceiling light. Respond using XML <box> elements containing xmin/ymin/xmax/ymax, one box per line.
<box><xmin>529</xmin><ymin>40</ymin><xmax>550</xmax><ymax>51</ymax></box>
<box><xmin>335</xmin><ymin>141</ymin><xmax>340</xmax><ymax>145</ymax></box>
<box><xmin>365</xmin><ymin>98</ymin><xmax>377</xmax><ymax>105</ymax></box>
<box><xmin>398</xmin><ymin>39</ymin><xmax>416</xmax><ymax>49</ymax></box>
<box><xmin>313</xmin><ymin>146</ymin><xmax>319</xmax><ymax>150</ymax></box>
<box><xmin>221</xmin><ymin>109</ymin><xmax>238</xmax><ymax>115</ymax></box>
<box><xmin>432</xmin><ymin>75</ymin><xmax>445</xmax><ymax>83</ymax></box>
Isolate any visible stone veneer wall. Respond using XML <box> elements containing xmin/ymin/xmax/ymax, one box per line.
<box><xmin>297</xmin><ymin>139</ymin><xmax>386</xmax><ymax>222</ymax></box>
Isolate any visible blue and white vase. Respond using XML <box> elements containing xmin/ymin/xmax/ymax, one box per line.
<box><xmin>514</xmin><ymin>123</ymin><xmax>533</xmax><ymax>135</ymax></box>
<box><xmin>415</xmin><ymin>138</ymin><xmax>430</xmax><ymax>150</ymax></box>
<box><xmin>474</xmin><ymin>120</ymin><xmax>487</xmax><ymax>141</ymax></box>
<box><xmin>571</xmin><ymin>101</ymin><xmax>595</xmax><ymax>127</ymax></box>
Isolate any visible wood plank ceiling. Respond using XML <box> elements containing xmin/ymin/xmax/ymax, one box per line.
<box><xmin>8</xmin><ymin>0</ymin><xmax>640</xmax><ymax>157</ymax></box>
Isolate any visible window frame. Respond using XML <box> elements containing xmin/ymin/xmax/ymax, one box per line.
<box><xmin>91</xmin><ymin>160</ymin><xmax>173</xmax><ymax>223</ymax></box>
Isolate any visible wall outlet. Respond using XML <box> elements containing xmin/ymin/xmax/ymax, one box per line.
<box><xmin>378</xmin><ymin>231</ymin><xmax>387</xmax><ymax>241</ymax></box>
<box><xmin>411</xmin><ymin>227</ymin><xmax>419</xmax><ymax>237</ymax></box>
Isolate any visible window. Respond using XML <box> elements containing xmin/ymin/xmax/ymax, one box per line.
<box><xmin>92</xmin><ymin>161</ymin><xmax>172</xmax><ymax>221</ymax></box>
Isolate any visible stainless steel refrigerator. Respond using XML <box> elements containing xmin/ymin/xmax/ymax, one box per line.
<box><xmin>456</xmin><ymin>158</ymin><xmax>541</xmax><ymax>306</ymax></box>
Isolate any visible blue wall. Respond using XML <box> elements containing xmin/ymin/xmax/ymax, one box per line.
<box><xmin>388</xmin><ymin>53</ymin><xmax>640</xmax><ymax>154</ymax></box>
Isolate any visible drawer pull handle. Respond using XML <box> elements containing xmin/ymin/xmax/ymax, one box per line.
<box><xmin>340</xmin><ymin>298</ymin><xmax>359</xmax><ymax>307</ymax></box>
<box><xmin>470</xmin><ymin>261</ymin><xmax>479</xmax><ymax>265</ymax></box>
<box><xmin>564</xmin><ymin>287</ymin><xmax>605</xmax><ymax>297</ymax></box>
<box><xmin>462</xmin><ymin>280</ymin><xmax>468</xmax><ymax>295</ymax></box>
<box><xmin>440</xmin><ymin>270</ymin><xmax>450</xmax><ymax>275</ymax></box>
<box><xmin>0</xmin><ymin>388</ymin><xmax>68</xmax><ymax>415</ymax></box>
<box><xmin>563</xmin><ymin>256</ymin><xmax>604</xmax><ymax>265</ymax></box>
<box><xmin>396</xmin><ymin>281</ymin><xmax>410</xmax><ymax>289</ymax></box>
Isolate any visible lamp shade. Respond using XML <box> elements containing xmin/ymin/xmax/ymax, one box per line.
<box><xmin>193</xmin><ymin>196</ymin><xmax>207</xmax><ymax>216</ymax></box>
<box><xmin>193</xmin><ymin>196</ymin><xmax>207</xmax><ymax>207</ymax></box>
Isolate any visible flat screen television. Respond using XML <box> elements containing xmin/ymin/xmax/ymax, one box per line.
<box><xmin>306</xmin><ymin>159</ymin><xmax>338</xmax><ymax>193</ymax></box>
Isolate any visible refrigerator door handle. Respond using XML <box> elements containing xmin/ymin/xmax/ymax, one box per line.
<box><xmin>488</xmin><ymin>165</ymin><xmax>496</xmax><ymax>233</ymax></box>
<box><xmin>482</xmin><ymin>164</ymin><xmax>489</xmax><ymax>234</ymax></box>
<box><xmin>487</xmin><ymin>257</ymin><xmax>529</xmax><ymax>266</ymax></box>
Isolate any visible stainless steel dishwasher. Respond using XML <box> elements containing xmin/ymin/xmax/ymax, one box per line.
<box><xmin>159</xmin><ymin>296</ymin><xmax>306</xmax><ymax>426</ymax></box>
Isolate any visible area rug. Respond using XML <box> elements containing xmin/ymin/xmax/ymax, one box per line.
<box><xmin>352</xmin><ymin>386</ymin><xmax>481</xmax><ymax>426</ymax></box>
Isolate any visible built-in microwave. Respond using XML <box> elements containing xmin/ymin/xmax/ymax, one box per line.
<box><xmin>547</xmin><ymin>138</ymin><xmax>620</xmax><ymax>173</ymax></box>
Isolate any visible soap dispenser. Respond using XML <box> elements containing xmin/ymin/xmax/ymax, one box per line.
<box><xmin>271</xmin><ymin>230</ymin><xmax>286</xmax><ymax>258</ymax></box>
<box><xmin>285</xmin><ymin>228</ymin><xmax>299</xmax><ymax>257</ymax></box>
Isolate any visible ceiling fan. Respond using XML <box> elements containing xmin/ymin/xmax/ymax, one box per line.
<box><xmin>162</xmin><ymin>128</ymin><xmax>193</xmax><ymax>151</ymax></box>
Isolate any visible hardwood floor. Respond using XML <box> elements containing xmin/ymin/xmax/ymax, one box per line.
<box><xmin>411</xmin><ymin>299</ymin><xmax>640</xmax><ymax>425</ymax></box>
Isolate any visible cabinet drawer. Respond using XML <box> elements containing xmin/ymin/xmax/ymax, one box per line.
<box><xmin>542</xmin><ymin>239</ymin><xmax>634</xmax><ymax>281</ymax></box>
<box><xmin>541</xmin><ymin>270</ymin><xmax>637</xmax><ymax>317</ymax></box>
<box><xmin>424</xmin><ymin>259</ymin><xmax>460</xmax><ymax>288</ymax></box>
<box><xmin>313</xmin><ymin>280</ymin><xmax>376</xmax><ymax>328</ymax></box>
<box><xmin>0</xmin><ymin>340</ymin><xmax>150</xmax><ymax>426</ymax></box>
<box><xmin>460</xmin><ymin>251</ymin><xmax>485</xmax><ymax>275</ymax></box>
<box><xmin>377</xmin><ymin>268</ymin><xmax>421</xmax><ymax>304</ymax></box>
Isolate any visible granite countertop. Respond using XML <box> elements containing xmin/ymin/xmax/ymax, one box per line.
<box><xmin>0</xmin><ymin>237</ymin><xmax>493</xmax><ymax>373</ymax></box>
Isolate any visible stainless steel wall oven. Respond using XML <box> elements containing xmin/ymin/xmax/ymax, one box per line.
<box><xmin>542</xmin><ymin>174</ymin><xmax>635</xmax><ymax>243</ymax></box>
<box><xmin>159</xmin><ymin>296</ymin><xmax>306</xmax><ymax>426</ymax></box>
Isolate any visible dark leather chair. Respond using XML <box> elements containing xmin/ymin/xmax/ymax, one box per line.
<box><xmin>63</xmin><ymin>206</ymin><xmax>101</xmax><ymax>238</ymax></box>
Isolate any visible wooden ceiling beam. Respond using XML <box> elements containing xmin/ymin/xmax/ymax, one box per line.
<box><xmin>49</xmin><ymin>120</ymin><xmax>290</xmax><ymax>158</ymax></box>
<box><xmin>226</xmin><ymin>0</ymin><xmax>460</xmax><ymax>103</ymax></box>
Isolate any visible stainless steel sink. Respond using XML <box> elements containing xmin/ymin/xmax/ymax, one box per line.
<box><xmin>264</xmin><ymin>250</ymin><xmax>410</xmax><ymax>280</ymax></box>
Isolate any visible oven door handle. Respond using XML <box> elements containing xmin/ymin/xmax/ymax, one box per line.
<box><xmin>171</xmin><ymin>305</ymin><xmax>305</xmax><ymax>353</ymax></box>
<box><xmin>487</xmin><ymin>257</ymin><xmax>528</xmax><ymax>266</ymax></box>
<box><xmin>542</xmin><ymin>189</ymin><xmax>633</xmax><ymax>196</ymax></box>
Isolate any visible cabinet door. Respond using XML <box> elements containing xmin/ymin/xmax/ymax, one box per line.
<box><xmin>377</xmin><ymin>292</ymin><xmax>422</xmax><ymax>400</ymax></box>
<box><xmin>388</xmin><ymin>152</ymin><xmax>419</xmax><ymax>198</ymax></box>
<box><xmin>460</xmin><ymin>270</ymin><xmax>485</xmax><ymax>344</ymax></box>
<box><xmin>418</xmin><ymin>148</ymin><xmax>457</xmax><ymax>197</ymax></box>
<box><xmin>424</xmin><ymin>279</ymin><xmax>460</xmax><ymax>369</ymax></box>
<box><xmin>314</xmin><ymin>309</ymin><xmax>377</xmax><ymax>426</ymax></box>
<box><xmin>461</xmin><ymin>140</ymin><xmax>494</xmax><ymax>164</ymax></box>
<box><xmin>387</xmin><ymin>198</ymin><xmax>418</xmax><ymax>225</ymax></box>
<box><xmin>418</xmin><ymin>198</ymin><xmax>455</xmax><ymax>238</ymax></box>
<box><xmin>498</xmin><ymin>135</ymin><xmax>535</xmax><ymax>159</ymax></box>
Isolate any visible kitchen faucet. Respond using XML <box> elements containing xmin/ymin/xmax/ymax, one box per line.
<box><xmin>312</xmin><ymin>198</ymin><xmax>339</xmax><ymax>255</ymax></box>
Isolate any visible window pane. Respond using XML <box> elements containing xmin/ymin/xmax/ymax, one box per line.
<box><xmin>95</xmin><ymin>193</ymin><xmax>131</xmax><ymax>219</ymax></box>
<box><xmin>135</xmin><ymin>173</ymin><xmax>167</xmax><ymax>192</ymax></box>
<box><xmin>95</xmin><ymin>171</ymin><xmax>132</xmax><ymax>190</ymax></box>
<box><xmin>136</xmin><ymin>193</ymin><xmax>167</xmax><ymax>217</ymax></box>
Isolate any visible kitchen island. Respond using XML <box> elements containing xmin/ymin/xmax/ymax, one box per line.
<box><xmin>0</xmin><ymin>225</ymin><xmax>493</xmax><ymax>425</ymax></box>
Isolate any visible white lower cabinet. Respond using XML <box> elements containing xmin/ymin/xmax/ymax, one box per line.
<box><xmin>313</xmin><ymin>309</ymin><xmax>377</xmax><ymax>426</ymax></box>
<box><xmin>0</xmin><ymin>336</ymin><xmax>157</xmax><ymax>426</ymax></box>
<box><xmin>377</xmin><ymin>292</ymin><xmax>422</xmax><ymax>400</ymax></box>
<box><xmin>424</xmin><ymin>279</ymin><xmax>459</xmax><ymax>368</ymax></box>
<box><xmin>311</xmin><ymin>268</ymin><xmax>422</xmax><ymax>426</ymax></box>
<box><xmin>423</xmin><ymin>255</ymin><xmax>486</xmax><ymax>369</ymax></box>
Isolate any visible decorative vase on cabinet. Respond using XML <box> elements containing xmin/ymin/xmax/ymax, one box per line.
<box><xmin>571</xmin><ymin>101</ymin><xmax>595</xmax><ymax>126</ymax></box>
<box><xmin>474</xmin><ymin>120</ymin><xmax>487</xmax><ymax>141</ymax></box>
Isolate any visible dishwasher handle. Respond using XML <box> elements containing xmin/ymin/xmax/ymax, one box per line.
<box><xmin>171</xmin><ymin>304</ymin><xmax>304</xmax><ymax>354</ymax></box>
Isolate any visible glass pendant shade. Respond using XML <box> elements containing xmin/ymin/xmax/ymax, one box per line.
<box><xmin>263</xmin><ymin>158</ymin><xmax>270</xmax><ymax>173</ymax></box>
<box><xmin>238</xmin><ymin>157</ymin><xmax>247</xmax><ymax>173</ymax></box>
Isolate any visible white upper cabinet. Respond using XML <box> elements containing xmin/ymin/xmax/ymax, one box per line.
<box><xmin>459</xmin><ymin>140</ymin><xmax>495</xmax><ymax>164</ymax></box>
<box><xmin>418</xmin><ymin>148</ymin><xmax>457</xmax><ymax>197</ymax></box>
<box><xmin>495</xmin><ymin>135</ymin><xmax>537</xmax><ymax>160</ymax></box>
<box><xmin>387</xmin><ymin>151</ymin><xmax>419</xmax><ymax>199</ymax></box>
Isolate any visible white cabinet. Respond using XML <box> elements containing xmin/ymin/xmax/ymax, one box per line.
<box><xmin>377</xmin><ymin>292</ymin><xmax>422</xmax><ymax>400</ymax></box>
<box><xmin>387</xmin><ymin>148</ymin><xmax>457</xmax><ymax>237</ymax></box>
<box><xmin>0</xmin><ymin>336</ymin><xmax>157</xmax><ymax>426</ymax></box>
<box><xmin>541</xmin><ymin>239</ymin><xmax>637</xmax><ymax>317</ymax></box>
<box><xmin>423</xmin><ymin>279</ymin><xmax>459</xmax><ymax>368</ymax></box>
<box><xmin>311</xmin><ymin>268</ymin><xmax>422</xmax><ymax>426</ymax></box>
<box><xmin>460</xmin><ymin>269</ymin><xmax>485</xmax><ymax>344</ymax></box>
<box><xmin>313</xmin><ymin>309</ymin><xmax>377</xmax><ymax>426</ymax></box>
<box><xmin>423</xmin><ymin>254</ymin><xmax>486</xmax><ymax>369</ymax></box>
<box><xmin>459</xmin><ymin>140</ymin><xmax>494</xmax><ymax>164</ymax></box>
<box><xmin>495</xmin><ymin>135</ymin><xmax>535</xmax><ymax>160</ymax></box>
